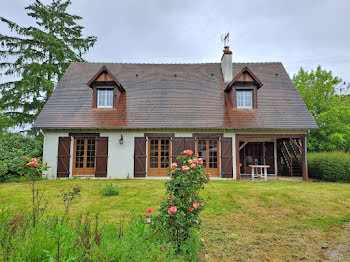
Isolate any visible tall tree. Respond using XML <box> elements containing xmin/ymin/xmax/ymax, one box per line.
<box><xmin>0</xmin><ymin>0</ymin><xmax>97</xmax><ymax>127</ymax></box>
<box><xmin>293</xmin><ymin>66</ymin><xmax>350</xmax><ymax>152</ymax></box>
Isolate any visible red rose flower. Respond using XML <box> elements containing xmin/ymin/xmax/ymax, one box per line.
<box><xmin>183</xmin><ymin>149</ymin><xmax>193</xmax><ymax>156</ymax></box>
<box><xmin>171</xmin><ymin>162</ymin><xmax>178</xmax><ymax>169</ymax></box>
<box><xmin>182</xmin><ymin>166</ymin><xmax>189</xmax><ymax>173</ymax></box>
<box><xmin>27</xmin><ymin>162</ymin><xmax>38</xmax><ymax>168</ymax></box>
<box><xmin>192</xmin><ymin>158</ymin><xmax>198</xmax><ymax>164</ymax></box>
<box><xmin>198</xmin><ymin>158</ymin><xmax>203</xmax><ymax>165</ymax></box>
<box><xmin>191</xmin><ymin>163</ymin><xmax>196</xmax><ymax>169</ymax></box>
<box><xmin>189</xmin><ymin>207</ymin><xmax>193</xmax><ymax>212</ymax></box>
<box><xmin>193</xmin><ymin>202</ymin><xmax>200</xmax><ymax>210</ymax></box>
<box><xmin>188</xmin><ymin>159</ymin><xmax>193</xmax><ymax>165</ymax></box>
<box><xmin>168</xmin><ymin>206</ymin><xmax>177</xmax><ymax>215</ymax></box>
<box><xmin>146</xmin><ymin>208</ymin><xmax>153</xmax><ymax>214</ymax></box>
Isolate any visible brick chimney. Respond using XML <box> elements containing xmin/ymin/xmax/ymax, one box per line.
<box><xmin>221</xmin><ymin>46</ymin><xmax>233</xmax><ymax>83</ymax></box>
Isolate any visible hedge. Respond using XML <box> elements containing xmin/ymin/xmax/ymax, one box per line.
<box><xmin>308</xmin><ymin>152</ymin><xmax>350</xmax><ymax>182</ymax></box>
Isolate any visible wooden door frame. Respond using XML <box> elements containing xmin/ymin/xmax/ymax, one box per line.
<box><xmin>195</xmin><ymin>137</ymin><xmax>220</xmax><ymax>177</ymax></box>
<box><xmin>72</xmin><ymin>137</ymin><xmax>96</xmax><ymax>176</ymax></box>
<box><xmin>147</xmin><ymin>137</ymin><xmax>171</xmax><ymax>177</ymax></box>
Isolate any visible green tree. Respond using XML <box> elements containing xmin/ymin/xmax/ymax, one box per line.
<box><xmin>0</xmin><ymin>0</ymin><xmax>97</xmax><ymax>127</ymax></box>
<box><xmin>293</xmin><ymin>66</ymin><xmax>350</xmax><ymax>152</ymax></box>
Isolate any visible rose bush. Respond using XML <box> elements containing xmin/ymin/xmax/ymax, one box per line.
<box><xmin>154</xmin><ymin>149</ymin><xmax>209</xmax><ymax>248</ymax></box>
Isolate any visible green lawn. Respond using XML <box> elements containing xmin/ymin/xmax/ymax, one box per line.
<box><xmin>1</xmin><ymin>179</ymin><xmax>350</xmax><ymax>261</ymax></box>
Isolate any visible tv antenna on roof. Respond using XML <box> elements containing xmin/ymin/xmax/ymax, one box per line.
<box><xmin>221</xmin><ymin>32</ymin><xmax>229</xmax><ymax>46</ymax></box>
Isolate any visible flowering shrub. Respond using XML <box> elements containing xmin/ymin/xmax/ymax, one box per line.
<box><xmin>154</xmin><ymin>149</ymin><xmax>209</xmax><ymax>248</ymax></box>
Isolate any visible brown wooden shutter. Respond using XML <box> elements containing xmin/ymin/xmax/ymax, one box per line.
<box><xmin>95</xmin><ymin>137</ymin><xmax>108</xmax><ymax>177</ymax></box>
<box><xmin>134</xmin><ymin>137</ymin><xmax>147</xmax><ymax>177</ymax></box>
<box><xmin>184</xmin><ymin>137</ymin><xmax>196</xmax><ymax>153</ymax></box>
<box><xmin>57</xmin><ymin>137</ymin><xmax>71</xmax><ymax>178</ymax></box>
<box><xmin>221</xmin><ymin>137</ymin><xmax>233</xmax><ymax>178</ymax></box>
<box><xmin>172</xmin><ymin>137</ymin><xmax>185</xmax><ymax>164</ymax></box>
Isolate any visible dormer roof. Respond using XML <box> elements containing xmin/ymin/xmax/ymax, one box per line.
<box><xmin>87</xmin><ymin>66</ymin><xmax>125</xmax><ymax>92</ymax></box>
<box><xmin>225</xmin><ymin>66</ymin><xmax>263</xmax><ymax>92</ymax></box>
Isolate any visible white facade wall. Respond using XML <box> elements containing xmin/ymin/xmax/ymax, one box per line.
<box><xmin>43</xmin><ymin>129</ymin><xmax>305</xmax><ymax>180</ymax></box>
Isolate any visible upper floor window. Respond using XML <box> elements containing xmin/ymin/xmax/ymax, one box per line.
<box><xmin>97</xmin><ymin>89</ymin><xmax>113</xmax><ymax>108</ymax></box>
<box><xmin>236</xmin><ymin>90</ymin><xmax>253</xmax><ymax>109</ymax></box>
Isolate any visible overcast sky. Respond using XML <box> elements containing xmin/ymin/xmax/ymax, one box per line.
<box><xmin>1</xmin><ymin>0</ymin><xmax>349</xmax><ymax>87</ymax></box>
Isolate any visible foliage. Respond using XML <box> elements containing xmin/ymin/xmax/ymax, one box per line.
<box><xmin>99</xmin><ymin>183</ymin><xmax>120</xmax><ymax>197</ymax></box>
<box><xmin>0</xmin><ymin>0</ymin><xmax>97</xmax><ymax>127</ymax></box>
<box><xmin>153</xmin><ymin>149</ymin><xmax>209</xmax><ymax>249</ymax></box>
<box><xmin>0</xmin><ymin>131</ymin><xmax>43</xmax><ymax>182</ymax></box>
<box><xmin>60</xmin><ymin>184</ymin><xmax>81</xmax><ymax>222</ymax></box>
<box><xmin>308</xmin><ymin>152</ymin><xmax>350</xmax><ymax>182</ymax></box>
<box><xmin>0</xmin><ymin>212</ymin><xmax>199</xmax><ymax>261</ymax></box>
<box><xmin>293</xmin><ymin>66</ymin><xmax>350</xmax><ymax>152</ymax></box>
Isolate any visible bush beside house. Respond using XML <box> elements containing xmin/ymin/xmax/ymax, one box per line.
<box><xmin>308</xmin><ymin>152</ymin><xmax>350</xmax><ymax>182</ymax></box>
<box><xmin>0</xmin><ymin>132</ymin><xmax>43</xmax><ymax>182</ymax></box>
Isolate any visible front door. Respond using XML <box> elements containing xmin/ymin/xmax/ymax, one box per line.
<box><xmin>148</xmin><ymin>138</ymin><xmax>171</xmax><ymax>176</ymax></box>
<box><xmin>73</xmin><ymin>137</ymin><xmax>96</xmax><ymax>176</ymax></box>
<box><xmin>196</xmin><ymin>138</ymin><xmax>220</xmax><ymax>177</ymax></box>
<box><xmin>240</xmin><ymin>142</ymin><xmax>263</xmax><ymax>174</ymax></box>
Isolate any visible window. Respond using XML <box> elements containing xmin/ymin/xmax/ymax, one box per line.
<box><xmin>236</xmin><ymin>90</ymin><xmax>253</xmax><ymax>109</ymax></box>
<box><xmin>196</xmin><ymin>138</ymin><xmax>220</xmax><ymax>177</ymax></box>
<box><xmin>97</xmin><ymin>89</ymin><xmax>113</xmax><ymax>108</ymax></box>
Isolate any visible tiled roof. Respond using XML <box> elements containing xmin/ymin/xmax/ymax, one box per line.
<box><xmin>33</xmin><ymin>62</ymin><xmax>318</xmax><ymax>130</ymax></box>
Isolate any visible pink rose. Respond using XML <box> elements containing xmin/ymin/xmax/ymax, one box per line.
<box><xmin>183</xmin><ymin>149</ymin><xmax>193</xmax><ymax>156</ymax></box>
<box><xmin>168</xmin><ymin>206</ymin><xmax>177</xmax><ymax>215</ymax></box>
<box><xmin>191</xmin><ymin>163</ymin><xmax>196</xmax><ymax>169</ymax></box>
<box><xmin>188</xmin><ymin>159</ymin><xmax>193</xmax><ymax>165</ymax></box>
<box><xmin>146</xmin><ymin>208</ymin><xmax>153</xmax><ymax>214</ymax></box>
<box><xmin>192</xmin><ymin>158</ymin><xmax>198</xmax><ymax>164</ymax></box>
<box><xmin>182</xmin><ymin>166</ymin><xmax>189</xmax><ymax>173</ymax></box>
<box><xmin>198</xmin><ymin>158</ymin><xmax>203</xmax><ymax>165</ymax></box>
<box><xmin>193</xmin><ymin>202</ymin><xmax>200</xmax><ymax>210</ymax></box>
<box><xmin>171</xmin><ymin>162</ymin><xmax>178</xmax><ymax>169</ymax></box>
<box><xmin>27</xmin><ymin>162</ymin><xmax>38</xmax><ymax>168</ymax></box>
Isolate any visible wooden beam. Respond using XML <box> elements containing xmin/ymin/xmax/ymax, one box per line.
<box><xmin>301</xmin><ymin>136</ymin><xmax>308</xmax><ymax>181</ymax></box>
<box><xmin>236</xmin><ymin>134</ymin><xmax>307</xmax><ymax>139</ymax></box>
<box><xmin>239</xmin><ymin>141</ymin><xmax>248</xmax><ymax>151</ymax></box>
<box><xmin>289</xmin><ymin>138</ymin><xmax>302</xmax><ymax>153</ymax></box>
<box><xmin>236</xmin><ymin>136</ymin><xmax>240</xmax><ymax>180</ymax></box>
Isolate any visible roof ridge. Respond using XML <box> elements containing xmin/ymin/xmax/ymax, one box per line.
<box><xmin>72</xmin><ymin>61</ymin><xmax>283</xmax><ymax>65</ymax></box>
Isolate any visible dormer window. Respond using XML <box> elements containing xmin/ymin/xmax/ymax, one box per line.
<box><xmin>97</xmin><ymin>88</ymin><xmax>114</xmax><ymax>108</ymax></box>
<box><xmin>225</xmin><ymin>67</ymin><xmax>263</xmax><ymax>110</ymax></box>
<box><xmin>236</xmin><ymin>89</ymin><xmax>253</xmax><ymax>109</ymax></box>
<box><xmin>87</xmin><ymin>66</ymin><xmax>125</xmax><ymax>109</ymax></box>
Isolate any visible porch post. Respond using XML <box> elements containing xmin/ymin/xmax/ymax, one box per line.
<box><xmin>302</xmin><ymin>136</ymin><xmax>308</xmax><ymax>181</ymax></box>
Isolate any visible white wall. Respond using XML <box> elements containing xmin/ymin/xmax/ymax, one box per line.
<box><xmin>42</xmin><ymin>129</ymin><xmax>305</xmax><ymax>180</ymax></box>
<box><xmin>42</xmin><ymin>130</ymin><xmax>238</xmax><ymax>180</ymax></box>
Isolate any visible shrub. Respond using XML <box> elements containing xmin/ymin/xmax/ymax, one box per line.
<box><xmin>308</xmin><ymin>152</ymin><xmax>350</xmax><ymax>182</ymax></box>
<box><xmin>0</xmin><ymin>211</ymin><xmax>199</xmax><ymax>261</ymax></box>
<box><xmin>152</xmin><ymin>149</ymin><xmax>209</xmax><ymax>249</ymax></box>
<box><xmin>100</xmin><ymin>183</ymin><xmax>120</xmax><ymax>197</ymax></box>
<box><xmin>0</xmin><ymin>132</ymin><xmax>43</xmax><ymax>182</ymax></box>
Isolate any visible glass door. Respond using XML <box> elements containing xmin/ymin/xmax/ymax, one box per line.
<box><xmin>73</xmin><ymin>137</ymin><xmax>96</xmax><ymax>175</ymax></box>
<box><xmin>148</xmin><ymin>138</ymin><xmax>170</xmax><ymax>176</ymax></box>
<box><xmin>196</xmin><ymin>138</ymin><xmax>220</xmax><ymax>177</ymax></box>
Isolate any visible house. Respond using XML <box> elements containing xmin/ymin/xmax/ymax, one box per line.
<box><xmin>33</xmin><ymin>46</ymin><xmax>318</xmax><ymax>180</ymax></box>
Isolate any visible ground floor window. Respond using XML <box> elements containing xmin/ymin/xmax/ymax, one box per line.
<box><xmin>73</xmin><ymin>137</ymin><xmax>96</xmax><ymax>175</ymax></box>
<box><xmin>196</xmin><ymin>138</ymin><xmax>220</xmax><ymax>177</ymax></box>
<box><xmin>148</xmin><ymin>138</ymin><xmax>170</xmax><ymax>176</ymax></box>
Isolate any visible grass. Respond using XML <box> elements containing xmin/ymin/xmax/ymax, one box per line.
<box><xmin>1</xmin><ymin>179</ymin><xmax>350</xmax><ymax>261</ymax></box>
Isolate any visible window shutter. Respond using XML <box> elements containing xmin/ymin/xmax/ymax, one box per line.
<box><xmin>171</xmin><ymin>137</ymin><xmax>195</xmax><ymax>165</ymax></box>
<box><xmin>134</xmin><ymin>137</ymin><xmax>147</xmax><ymax>177</ymax></box>
<box><xmin>221</xmin><ymin>137</ymin><xmax>233</xmax><ymax>178</ymax></box>
<box><xmin>171</xmin><ymin>137</ymin><xmax>185</xmax><ymax>165</ymax></box>
<box><xmin>95</xmin><ymin>137</ymin><xmax>108</xmax><ymax>177</ymax></box>
<box><xmin>57</xmin><ymin>137</ymin><xmax>71</xmax><ymax>178</ymax></box>
<box><xmin>184</xmin><ymin>137</ymin><xmax>196</xmax><ymax>153</ymax></box>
